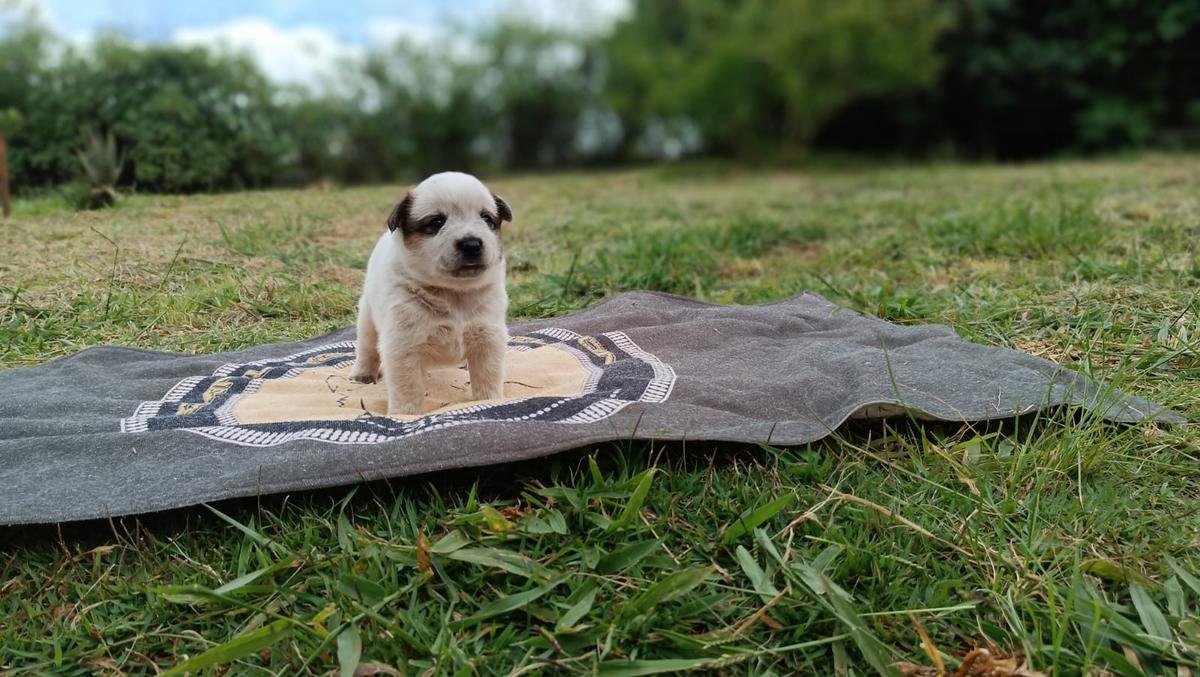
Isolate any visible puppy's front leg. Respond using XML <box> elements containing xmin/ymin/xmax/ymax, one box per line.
<box><xmin>350</xmin><ymin>299</ymin><xmax>381</xmax><ymax>384</ymax></box>
<box><xmin>379</xmin><ymin>326</ymin><xmax>426</xmax><ymax>416</ymax></box>
<box><xmin>464</xmin><ymin>325</ymin><xmax>507</xmax><ymax>401</ymax></box>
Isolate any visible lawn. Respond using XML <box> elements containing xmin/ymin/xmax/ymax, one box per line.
<box><xmin>1</xmin><ymin>155</ymin><xmax>1197</xmax><ymax>675</ymax></box>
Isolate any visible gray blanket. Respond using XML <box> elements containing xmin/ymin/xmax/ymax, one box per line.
<box><xmin>0</xmin><ymin>291</ymin><xmax>1182</xmax><ymax>525</ymax></box>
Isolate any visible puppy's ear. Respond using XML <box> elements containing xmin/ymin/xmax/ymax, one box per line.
<box><xmin>493</xmin><ymin>193</ymin><xmax>513</xmax><ymax>223</ymax></box>
<box><xmin>387</xmin><ymin>192</ymin><xmax>414</xmax><ymax>233</ymax></box>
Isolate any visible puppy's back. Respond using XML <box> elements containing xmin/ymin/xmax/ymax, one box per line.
<box><xmin>362</xmin><ymin>233</ymin><xmax>398</xmax><ymax>311</ymax></box>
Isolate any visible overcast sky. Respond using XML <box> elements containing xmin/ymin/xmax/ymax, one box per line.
<box><xmin>14</xmin><ymin>0</ymin><xmax>628</xmax><ymax>90</ymax></box>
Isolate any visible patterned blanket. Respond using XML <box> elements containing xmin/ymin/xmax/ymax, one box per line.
<box><xmin>0</xmin><ymin>292</ymin><xmax>1181</xmax><ymax>524</ymax></box>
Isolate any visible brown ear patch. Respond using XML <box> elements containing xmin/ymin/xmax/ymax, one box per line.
<box><xmin>493</xmin><ymin>193</ymin><xmax>513</xmax><ymax>223</ymax></box>
<box><xmin>387</xmin><ymin>192</ymin><xmax>414</xmax><ymax>233</ymax></box>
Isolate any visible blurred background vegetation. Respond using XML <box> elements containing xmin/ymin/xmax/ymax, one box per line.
<box><xmin>2</xmin><ymin>0</ymin><xmax>1199</xmax><ymax>195</ymax></box>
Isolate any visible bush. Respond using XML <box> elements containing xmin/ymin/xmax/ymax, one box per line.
<box><xmin>820</xmin><ymin>0</ymin><xmax>1200</xmax><ymax>157</ymax></box>
<box><xmin>9</xmin><ymin>36</ymin><xmax>289</xmax><ymax>192</ymax></box>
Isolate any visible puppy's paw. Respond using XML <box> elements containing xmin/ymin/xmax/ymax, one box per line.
<box><xmin>472</xmin><ymin>385</ymin><xmax>504</xmax><ymax>401</ymax></box>
<box><xmin>386</xmin><ymin>400</ymin><xmax>425</xmax><ymax>417</ymax></box>
<box><xmin>349</xmin><ymin>371</ymin><xmax>378</xmax><ymax>384</ymax></box>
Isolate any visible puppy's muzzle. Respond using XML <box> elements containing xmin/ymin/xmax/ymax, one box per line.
<box><xmin>451</xmin><ymin>237</ymin><xmax>487</xmax><ymax>277</ymax></box>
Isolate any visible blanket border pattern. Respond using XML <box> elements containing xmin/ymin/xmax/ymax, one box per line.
<box><xmin>119</xmin><ymin>329</ymin><xmax>676</xmax><ymax>447</ymax></box>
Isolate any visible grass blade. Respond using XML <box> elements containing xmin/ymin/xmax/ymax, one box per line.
<box><xmin>430</xmin><ymin>530</ymin><xmax>471</xmax><ymax>554</ymax></box>
<box><xmin>753</xmin><ymin>527</ymin><xmax>785</xmax><ymax>566</ymax></box>
<box><xmin>722</xmin><ymin>493</ymin><xmax>794</xmax><ymax>544</ymax></box>
<box><xmin>1128</xmin><ymin>583</ymin><xmax>1172</xmax><ymax>647</ymax></box>
<box><xmin>1070</xmin><ymin>586</ymin><xmax>1164</xmax><ymax>655</ymax></box>
<box><xmin>1164</xmin><ymin>577</ymin><xmax>1186</xmax><ymax>618</ymax></box>
<box><xmin>597</xmin><ymin>656</ymin><xmax>741</xmax><ymax>676</ymax></box>
<box><xmin>163</xmin><ymin>619</ymin><xmax>291</xmax><ymax>676</ymax></box>
<box><xmin>610</xmin><ymin>469</ymin><xmax>655</xmax><ymax>531</ymax></box>
<box><xmin>1081</xmin><ymin>558</ymin><xmax>1156</xmax><ymax>588</ymax></box>
<box><xmin>557</xmin><ymin>583</ymin><xmax>597</xmax><ymax>631</ymax></box>
<box><xmin>480</xmin><ymin>505</ymin><xmax>514</xmax><ymax>533</ymax></box>
<box><xmin>736</xmin><ymin>546</ymin><xmax>779</xmax><ymax>604</ymax></box>
<box><xmin>596</xmin><ymin>540</ymin><xmax>660</xmax><ymax>574</ymax></box>
<box><xmin>337</xmin><ymin>513</ymin><xmax>356</xmax><ymax>554</ymax></box>
<box><xmin>589</xmin><ymin>455</ymin><xmax>606</xmax><ymax>488</ymax></box>
<box><xmin>792</xmin><ymin>563</ymin><xmax>898</xmax><ymax>676</ymax></box>
<box><xmin>547</xmin><ymin>509</ymin><xmax>568</xmax><ymax>535</ymax></box>
<box><xmin>812</xmin><ymin>544</ymin><xmax>843</xmax><ymax>574</ymax></box>
<box><xmin>1093</xmin><ymin>647</ymin><xmax>1146</xmax><ymax>677</ymax></box>
<box><xmin>446</xmin><ymin>547</ymin><xmax>553</xmax><ymax>580</ymax></box>
<box><xmin>214</xmin><ymin>557</ymin><xmax>295</xmax><ymax>595</ymax></box>
<box><xmin>204</xmin><ymin>503</ymin><xmax>287</xmax><ymax>556</ymax></box>
<box><xmin>1165</xmin><ymin>556</ymin><xmax>1200</xmax><ymax>597</ymax></box>
<box><xmin>450</xmin><ymin>578</ymin><xmax>565</xmax><ymax>629</ymax></box>
<box><xmin>336</xmin><ymin>574</ymin><xmax>386</xmax><ymax>605</ymax></box>
<box><xmin>152</xmin><ymin>585</ymin><xmax>221</xmax><ymax>606</ymax></box>
<box><xmin>620</xmin><ymin>567</ymin><xmax>712</xmax><ymax>622</ymax></box>
<box><xmin>337</xmin><ymin>624</ymin><xmax>362</xmax><ymax>677</ymax></box>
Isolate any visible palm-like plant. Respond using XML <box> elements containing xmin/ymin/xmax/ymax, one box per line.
<box><xmin>75</xmin><ymin>129</ymin><xmax>125</xmax><ymax>209</ymax></box>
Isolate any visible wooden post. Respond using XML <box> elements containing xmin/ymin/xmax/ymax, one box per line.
<box><xmin>0</xmin><ymin>132</ymin><xmax>10</xmax><ymax>218</ymax></box>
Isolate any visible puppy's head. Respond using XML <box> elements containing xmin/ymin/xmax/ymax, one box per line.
<box><xmin>386</xmin><ymin>172</ymin><xmax>513</xmax><ymax>289</ymax></box>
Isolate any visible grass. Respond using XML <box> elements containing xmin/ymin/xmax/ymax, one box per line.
<box><xmin>1</xmin><ymin>154</ymin><xmax>1198</xmax><ymax>675</ymax></box>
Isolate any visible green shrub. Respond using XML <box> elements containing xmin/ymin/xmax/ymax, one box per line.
<box><xmin>8</xmin><ymin>36</ymin><xmax>288</xmax><ymax>192</ymax></box>
<box><xmin>916</xmin><ymin>0</ymin><xmax>1200</xmax><ymax>156</ymax></box>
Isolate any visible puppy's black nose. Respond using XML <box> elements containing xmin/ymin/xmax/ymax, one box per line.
<box><xmin>456</xmin><ymin>237</ymin><xmax>483</xmax><ymax>258</ymax></box>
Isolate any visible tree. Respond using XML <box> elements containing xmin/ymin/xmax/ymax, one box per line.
<box><xmin>475</xmin><ymin>22</ymin><xmax>601</xmax><ymax>169</ymax></box>
<box><xmin>0</xmin><ymin>108</ymin><xmax>19</xmax><ymax>216</ymax></box>
<box><xmin>605</xmin><ymin>0</ymin><xmax>946</xmax><ymax>158</ymax></box>
<box><xmin>0</xmin><ymin>10</ymin><xmax>49</xmax><ymax>114</ymax></box>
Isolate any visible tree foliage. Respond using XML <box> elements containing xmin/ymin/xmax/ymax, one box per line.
<box><xmin>605</xmin><ymin>0</ymin><xmax>946</xmax><ymax>158</ymax></box>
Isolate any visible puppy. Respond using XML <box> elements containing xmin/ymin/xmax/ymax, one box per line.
<box><xmin>350</xmin><ymin>172</ymin><xmax>513</xmax><ymax>416</ymax></box>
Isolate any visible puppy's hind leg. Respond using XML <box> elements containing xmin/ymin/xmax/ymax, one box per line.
<box><xmin>350</xmin><ymin>302</ymin><xmax>381</xmax><ymax>384</ymax></box>
<box><xmin>465</xmin><ymin>324</ymin><xmax>507</xmax><ymax>401</ymax></box>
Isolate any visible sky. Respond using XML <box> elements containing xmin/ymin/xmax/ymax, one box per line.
<box><xmin>11</xmin><ymin>0</ymin><xmax>629</xmax><ymax>91</ymax></box>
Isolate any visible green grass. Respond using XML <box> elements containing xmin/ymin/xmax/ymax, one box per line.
<box><xmin>1</xmin><ymin>155</ymin><xmax>1198</xmax><ymax>675</ymax></box>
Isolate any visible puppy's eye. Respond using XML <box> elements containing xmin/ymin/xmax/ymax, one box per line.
<box><xmin>423</xmin><ymin>215</ymin><xmax>446</xmax><ymax>234</ymax></box>
<box><xmin>481</xmin><ymin>212</ymin><xmax>498</xmax><ymax>230</ymax></box>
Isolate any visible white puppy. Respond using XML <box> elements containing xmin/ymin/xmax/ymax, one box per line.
<box><xmin>351</xmin><ymin>172</ymin><xmax>513</xmax><ymax>416</ymax></box>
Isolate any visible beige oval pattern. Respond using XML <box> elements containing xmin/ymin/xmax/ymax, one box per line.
<box><xmin>231</xmin><ymin>343</ymin><xmax>590</xmax><ymax>424</ymax></box>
